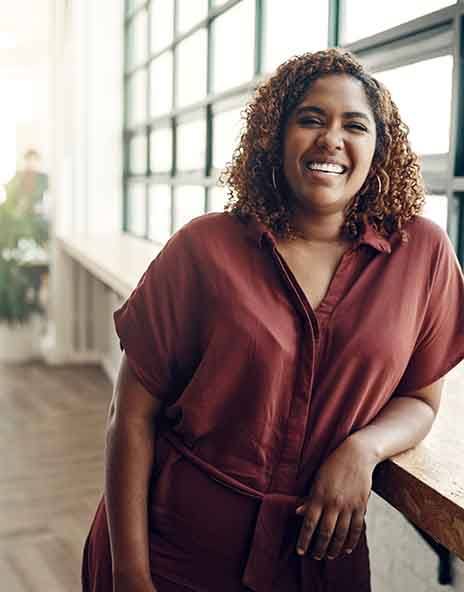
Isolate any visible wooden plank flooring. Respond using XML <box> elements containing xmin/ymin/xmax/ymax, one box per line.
<box><xmin>0</xmin><ymin>362</ymin><xmax>112</xmax><ymax>592</ymax></box>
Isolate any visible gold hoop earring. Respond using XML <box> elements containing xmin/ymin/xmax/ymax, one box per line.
<box><xmin>271</xmin><ymin>167</ymin><xmax>278</xmax><ymax>192</ymax></box>
<box><xmin>360</xmin><ymin>173</ymin><xmax>382</xmax><ymax>200</ymax></box>
<box><xmin>374</xmin><ymin>173</ymin><xmax>382</xmax><ymax>199</ymax></box>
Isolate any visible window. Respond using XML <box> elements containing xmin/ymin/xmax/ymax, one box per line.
<box><xmin>176</xmin><ymin>29</ymin><xmax>208</xmax><ymax>108</ymax></box>
<box><xmin>149</xmin><ymin>185</ymin><xmax>172</xmax><ymax>243</ymax></box>
<box><xmin>211</xmin><ymin>0</ymin><xmax>256</xmax><ymax>94</ymax></box>
<box><xmin>177</xmin><ymin>0</ymin><xmax>209</xmax><ymax>35</ymax></box>
<box><xmin>177</xmin><ymin>116</ymin><xmax>207</xmax><ymax>173</ymax></box>
<box><xmin>263</xmin><ymin>0</ymin><xmax>329</xmax><ymax>72</ymax></box>
<box><xmin>150</xmin><ymin>127</ymin><xmax>172</xmax><ymax>174</ymax></box>
<box><xmin>174</xmin><ymin>186</ymin><xmax>205</xmax><ymax>231</ymax></box>
<box><xmin>422</xmin><ymin>194</ymin><xmax>448</xmax><ymax>230</ymax></box>
<box><xmin>375</xmin><ymin>56</ymin><xmax>453</xmax><ymax>155</ymax></box>
<box><xmin>127</xmin><ymin>183</ymin><xmax>147</xmax><ymax>237</ymax></box>
<box><xmin>341</xmin><ymin>0</ymin><xmax>454</xmax><ymax>44</ymax></box>
<box><xmin>150</xmin><ymin>0</ymin><xmax>174</xmax><ymax>53</ymax></box>
<box><xmin>149</xmin><ymin>53</ymin><xmax>173</xmax><ymax>118</ymax></box>
<box><xmin>129</xmin><ymin>134</ymin><xmax>147</xmax><ymax>176</ymax></box>
<box><xmin>212</xmin><ymin>106</ymin><xmax>243</xmax><ymax>172</ymax></box>
<box><xmin>208</xmin><ymin>185</ymin><xmax>229</xmax><ymax>213</ymax></box>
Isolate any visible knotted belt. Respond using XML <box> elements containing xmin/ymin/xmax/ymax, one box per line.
<box><xmin>163</xmin><ymin>430</ymin><xmax>303</xmax><ymax>592</ymax></box>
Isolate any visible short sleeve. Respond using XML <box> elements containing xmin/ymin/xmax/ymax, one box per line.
<box><xmin>395</xmin><ymin>229</ymin><xmax>464</xmax><ymax>395</ymax></box>
<box><xmin>114</xmin><ymin>227</ymin><xmax>202</xmax><ymax>402</ymax></box>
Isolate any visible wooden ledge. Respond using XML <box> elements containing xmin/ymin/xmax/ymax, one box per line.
<box><xmin>57</xmin><ymin>233</ymin><xmax>162</xmax><ymax>298</ymax></box>
<box><xmin>57</xmin><ymin>232</ymin><xmax>464</xmax><ymax>559</ymax></box>
<box><xmin>373</xmin><ymin>364</ymin><xmax>464</xmax><ymax>560</ymax></box>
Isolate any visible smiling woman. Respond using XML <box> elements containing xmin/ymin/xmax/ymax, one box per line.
<box><xmin>83</xmin><ymin>48</ymin><xmax>464</xmax><ymax>592</ymax></box>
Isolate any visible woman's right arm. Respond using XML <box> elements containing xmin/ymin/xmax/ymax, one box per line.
<box><xmin>105</xmin><ymin>352</ymin><xmax>163</xmax><ymax>592</ymax></box>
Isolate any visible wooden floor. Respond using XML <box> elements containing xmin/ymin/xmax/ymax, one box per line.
<box><xmin>0</xmin><ymin>362</ymin><xmax>112</xmax><ymax>592</ymax></box>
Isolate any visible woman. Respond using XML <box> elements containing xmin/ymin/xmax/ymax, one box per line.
<box><xmin>82</xmin><ymin>48</ymin><xmax>464</xmax><ymax>592</ymax></box>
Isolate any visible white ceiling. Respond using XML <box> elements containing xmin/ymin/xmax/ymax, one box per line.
<box><xmin>0</xmin><ymin>0</ymin><xmax>50</xmax><ymax>73</ymax></box>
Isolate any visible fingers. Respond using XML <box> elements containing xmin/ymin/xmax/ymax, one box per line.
<box><xmin>342</xmin><ymin>510</ymin><xmax>365</xmax><ymax>555</ymax></box>
<box><xmin>296</xmin><ymin>504</ymin><xmax>323</xmax><ymax>557</ymax></box>
<box><xmin>296</xmin><ymin>507</ymin><xmax>365</xmax><ymax>560</ymax></box>
<box><xmin>325</xmin><ymin>511</ymin><xmax>352</xmax><ymax>559</ymax></box>
<box><xmin>308</xmin><ymin>510</ymin><xmax>344</xmax><ymax>561</ymax></box>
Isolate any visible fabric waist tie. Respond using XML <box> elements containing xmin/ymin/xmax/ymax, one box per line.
<box><xmin>162</xmin><ymin>430</ymin><xmax>302</xmax><ymax>592</ymax></box>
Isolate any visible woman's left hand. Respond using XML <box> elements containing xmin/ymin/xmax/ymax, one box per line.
<box><xmin>295</xmin><ymin>436</ymin><xmax>379</xmax><ymax>561</ymax></box>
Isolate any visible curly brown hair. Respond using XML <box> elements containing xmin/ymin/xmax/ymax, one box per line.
<box><xmin>220</xmin><ymin>48</ymin><xmax>425</xmax><ymax>240</ymax></box>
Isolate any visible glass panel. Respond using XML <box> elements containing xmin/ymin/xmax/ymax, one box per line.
<box><xmin>177</xmin><ymin>0</ymin><xmax>209</xmax><ymax>35</ymax></box>
<box><xmin>422</xmin><ymin>194</ymin><xmax>448</xmax><ymax>230</ymax></box>
<box><xmin>342</xmin><ymin>0</ymin><xmax>454</xmax><ymax>44</ymax></box>
<box><xmin>176</xmin><ymin>29</ymin><xmax>208</xmax><ymax>108</ymax></box>
<box><xmin>127</xmin><ymin>0</ymin><xmax>146</xmax><ymax>15</ymax></box>
<box><xmin>150</xmin><ymin>127</ymin><xmax>173</xmax><ymax>173</ymax></box>
<box><xmin>208</xmin><ymin>185</ymin><xmax>229</xmax><ymax>212</ymax></box>
<box><xmin>150</xmin><ymin>0</ymin><xmax>174</xmax><ymax>53</ymax></box>
<box><xmin>127</xmin><ymin>69</ymin><xmax>147</xmax><ymax>127</ymax></box>
<box><xmin>174</xmin><ymin>186</ymin><xmax>205</xmax><ymax>230</ymax></box>
<box><xmin>177</xmin><ymin>118</ymin><xmax>206</xmax><ymax>173</ymax></box>
<box><xmin>263</xmin><ymin>0</ymin><xmax>329</xmax><ymax>72</ymax></box>
<box><xmin>375</xmin><ymin>56</ymin><xmax>452</xmax><ymax>155</ymax></box>
<box><xmin>128</xmin><ymin>9</ymin><xmax>148</xmax><ymax>68</ymax></box>
<box><xmin>150</xmin><ymin>52</ymin><xmax>173</xmax><ymax>117</ymax></box>
<box><xmin>212</xmin><ymin>0</ymin><xmax>229</xmax><ymax>6</ymax></box>
<box><xmin>212</xmin><ymin>107</ymin><xmax>243</xmax><ymax>171</ymax></box>
<box><xmin>129</xmin><ymin>134</ymin><xmax>147</xmax><ymax>175</ymax></box>
<box><xmin>149</xmin><ymin>185</ymin><xmax>172</xmax><ymax>243</ymax></box>
<box><xmin>212</xmin><ymin>0</ymin><xmax>255</xmax><ymax>94</ymax></box>
<box><xmin>127</xmin><ymin>183</ymin><xmax>147</xmax><ymax>237</ymax></box>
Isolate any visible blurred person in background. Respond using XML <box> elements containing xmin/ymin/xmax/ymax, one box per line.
<box><xmin>5</xmin><ymin>148</ymin><xmax>49</xmax><ymax>219</ymax></box>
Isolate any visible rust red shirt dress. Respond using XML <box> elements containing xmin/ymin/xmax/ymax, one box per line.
<box><xmin>82</xmin><ymin>211</ymin><xmax>464</xmax><ymax>592</ymax></box>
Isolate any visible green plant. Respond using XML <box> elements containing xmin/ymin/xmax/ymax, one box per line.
<box><xmin>0</xmin><ymin>198</ymin><xmax>48</xmax><ymax>325</ymax></box>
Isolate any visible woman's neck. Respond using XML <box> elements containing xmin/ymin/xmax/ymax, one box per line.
<box><xmin>290</xmin><ymin>212</ymin><xmax>347</xmax><ymax>246</ymax></box>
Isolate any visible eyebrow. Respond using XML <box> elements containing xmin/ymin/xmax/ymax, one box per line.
<box><xmin>295</xmin><ymin>105</ymin><xmax>372</xmax><ymax>123</ymax></box>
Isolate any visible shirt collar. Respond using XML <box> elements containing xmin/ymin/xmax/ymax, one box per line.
<box><xmin>242</xmin><ymin>215</ymin><xmax>392</xmax><ymax>254</ymax></box>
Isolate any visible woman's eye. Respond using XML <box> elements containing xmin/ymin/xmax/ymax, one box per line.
<box><xmin>298</xmin><ymin>117</ymin><xmax>322</xmax><ymax>126</ymax></box>
<box><xmin>347</xmin><ymin>123</ymin><xmax>368</xmax><ymax>132</ymax></box>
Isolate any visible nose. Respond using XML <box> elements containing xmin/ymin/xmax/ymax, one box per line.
<box><xmin>316</xmin><ymin>127</ymin><xmax>343</xmax><ymax>151</ymax></box>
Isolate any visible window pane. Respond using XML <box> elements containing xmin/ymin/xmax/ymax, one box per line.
<box><xmin>208</xmin><ymin>185</ymin><xmax>229</xmax><ymax>212</ymax></box>
<box><xmin>128</xmin><ymin>9</ymin><xmax>148</xmax><ymax>68</ymax></box>
<box><xmin>127</xmin><ymin>0</ymin><xmax>146</xmax><ymax>16</ymax></box>
<box><xmin>127</xmin><ymin>69</ymin><xmax>147</xmax><ymax>127</ymax></box>
<box><xmin>342</xmin><ymin>0</ymin><xmax>454</xmax><ymax>44</ymax></box>
<box><xmin>263</xmin><ymin>0</ymin><xmax>329</xmax><ymax>72</ymax></box>
<box><xmin>212</xmin><ymin>0</ymin><xmax>229</xmax><ymax>6</ymax></box>
<box><xmin>150</xmin><ymin>52</ymin><xmax>173</xmax><ymax>117</ymax></box>
<box><xmin>174</xmin><ymin>186</ymin><xmax>205</xmax><ymax>230</ymax></box>
<box><xmin>177</xmin><ymin>0</ymin><xmax>209</xmax><ymax>35</ymax></box>
<box><xmin>150</xmin><ymin>127</ymin><xmax>172</xmax><ymax>173</ymax></box>
<box><xmin>177</xmin><ymin>118</ymin><xmax>206</xmax><ymax>173</ymax></box>
<box><xmin>176</xmin><ymin>29</ymin><xmax>207</xmax><ymax>108</ymax></box>
<box><xmin>149</xmin><ymin>185</ymin><xmax>172</xmax><ymax>242</ymax></box>
<box><xmin>375</xmin><ymin>56</ymin><xmax>452</xmax><ymax>155</ymax></box>
<box><xmin>212</xmin><ymin>107</ymin><xmax>243</xmax><ymax>171</ymax></box>
<box><xmin>422</xmin><ymin>194</ymin><xmax>448</xmax><ymax>230</ymax></box>
<box><xmin>212</xmin><ymin>0</ymin><xmax>255</xmax><ymax>94</ymax></box>
<box><xmin>127</xmin><ymin>183</ymin><xmax>146</xmax><ymax>237</ymax></box>
<box><xmin>150</xmin><ymin>0</ymin><xmax>174</xmax><ymax>53</ymax></box>
<box><xmin>129</xmin><ymin>134</ymin><xmax>147</xmax><ymax>175</ymax></box>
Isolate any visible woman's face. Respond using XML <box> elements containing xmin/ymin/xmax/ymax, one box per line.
<box><xmin>282</xmin><ymin>74</ymin><xmax>377</xmax><ymax>216</ymax></box>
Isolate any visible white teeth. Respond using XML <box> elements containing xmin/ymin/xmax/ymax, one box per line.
<box><xmin>306</xmin><ymin>162</ymin><xmax>345</xmax><ymax>174</ymax></box>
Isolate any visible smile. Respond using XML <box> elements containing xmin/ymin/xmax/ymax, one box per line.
<box><xmin>305</xmin><ymin>161</ymin><xmax>346</xmax><ymax>175</ymax></box>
